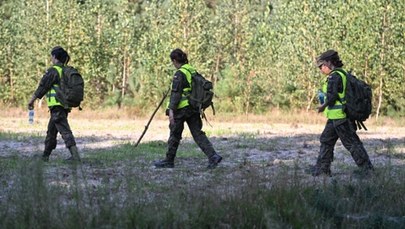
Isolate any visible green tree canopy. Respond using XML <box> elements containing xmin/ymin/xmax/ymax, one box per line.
<box><xmin>0</xmin><ymin>0</ymin><xmax>404</xmax><ymax>117</ymax></box>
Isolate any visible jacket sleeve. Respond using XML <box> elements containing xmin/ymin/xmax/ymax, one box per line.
<box><xmin>325</xmin><ymin>72</ymin><xmax>343</xmax><ymax>107</ymax></box>
<box><xmin>168</xmin><ymin>70</ymin><xmax>186</xmax><ymax>111</ymax></box>
<box><xmin>33</xmin><ymin>67</ymin><xmax>59</xmax><ymax>99</ymax></box>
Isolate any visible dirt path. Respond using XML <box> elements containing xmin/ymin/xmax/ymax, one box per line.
<box><xmin>1</xmin><ymin>115</ymin><xmax>404</xmax><ymax>173</ymax></box>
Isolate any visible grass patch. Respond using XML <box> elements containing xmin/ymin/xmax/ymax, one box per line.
<box><xmin>0</xmin><ymin>131</ymin><xmax>43</xmax><ymax>141</ymax></box>
<box><xmin>374</xmin><ymin>138</ymin><xmax>405</xmax><ymax>160</ymax></box>
<box><xmin>1</xmin><ymin>114</ymin><xmax>404</xmax><ymax>228</ymax></box>
<box><xmin>84</xmin><ymin>140</ymin><xmax>204</xmax><ymax>163</ymax></box>
<box><xmin>0</xmin><ymin>157</ymin><xmax>404</xmax><ymax>228</ymax></box>
<box><xmin>85</xmin><ymin>141</ymin><xmax>165</xmax><ymax>161</ymax></box>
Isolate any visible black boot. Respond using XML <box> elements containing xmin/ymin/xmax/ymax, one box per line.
<box><xmin>66</xmin><ymin>145</ymin><xmax>81</xmax><ymax>162</ymax></box>
<box><xmin>207</xmin><ymin>153</ymin><xmax>222</xmax><ymax>169</ymax></box>
<box><xmin>353</xmin><ymin>161</ymin><xmax>374</xmax><ymax>178</ymax></box>
<box><xmin>154</xmin><ymin>158</ymin><xmax>174</xmax><ymax>168</ymax></box>
<box><xmin>41</xmin><ymin>154</ymin><xmax>49</xmax><ymax>162</ymax></box>
<box><xmin>33</xmin><ymin>153</ymin><xmax>49</xmax><ymax>162</ymax></box>
<box><xmin>306</xmin><ymin>165</ymin><xmax>332</xmax><ymax>177</ymax></box>
<box><xmin>33</xmin><ymin>150</ymin><xmax>51</xmax><ymax>162</ymax></box>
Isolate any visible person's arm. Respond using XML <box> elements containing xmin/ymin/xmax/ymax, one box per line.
<box><xmin>168</xmin><ymin>70</ymin><xmax>186</xmax><ymax>111</ymax></box>
<box><xmin>167</xmin><ymin>70</ymin><xmax>186</xmax><ymax>125</ymax></box>
<box><xmin>317</xmin><ymin>73</ymin><xmax>342</xmax><ymax>113</ymax></box>
<box><xmin>325</xmin><ymin>72</ymin><xmax>342</xmax><ymax>107</ymax></box>
<box><xmin>28</xmin><ymin>68</ymin><xmax>58</xmax><ymax>109</ymax></box>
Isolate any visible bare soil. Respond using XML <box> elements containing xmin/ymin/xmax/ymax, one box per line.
<box><xmin>1</xmin><ymin>109</ymin><xmax>404</xmax><ymax>177</ymax></box>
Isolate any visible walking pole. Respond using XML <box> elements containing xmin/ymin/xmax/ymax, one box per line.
<box><xmin>134</xmin><ymin>87</ymin><xmax>170</xmax><ymax>147</ymax></box>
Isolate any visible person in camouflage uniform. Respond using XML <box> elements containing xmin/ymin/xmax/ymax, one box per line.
<box><xmin>28</xmin><ymin>46</ymin><xmax>80</xmax><ymax>162</ymax></box>
<box><xmin>309</xmin><ymin>50</ymin><xmax>373</xmax><ymax>176</ymax></box>
<box><xmin>154</xmin><ymin>48</ymin><xmax>222</xmax><ymax>169</ymax></box>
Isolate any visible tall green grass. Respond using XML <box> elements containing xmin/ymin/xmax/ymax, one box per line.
<box><xmin>1</xmin><ymin>144</ymin><xmax>404</xmax><ymax>229</ymax></box>
<box><xmin>0</xmin><ymin>131</ymin><xmax>43</xmax><ymax>141</ymax></box>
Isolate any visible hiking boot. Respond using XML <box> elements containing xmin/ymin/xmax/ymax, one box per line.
<box><xmin>353</xmin><ymin>163</ymin><xmax>374</xmax><ymax>178</ymax></box>
<box><xmin>207</xmin><ymin>154</ymin><xmax>222</xmax><ymax>169</ymax></box>
<box><xmin>306</xmin><ymin>165</ymin><xmax>331</xmax><ymax>177</ymax></box>
<box><xmin>154</xmin><ymin>159</ymin><xmax>174</xmax><ymax>168</ymax></box>
<box><xmin>66</xmin><ymin>146</ymin><xmax>81</xmax><ymax>162</ymax></box>
<box><xmin>33</xmin><ymin>154</ymin><xmax>49</xmax><ymax>162</ymax></box>
<box><xmin>65</xmin><ymin>156</ymin><xmax>80</xmax><ymax>162</ymax></box>
<box><xmin>362</xmin><ymin>161</ymin><xmax>374</xmax><ymax>171</ymax></box>
<box><xmin>352</xmin><ymin>169</ymin><xmax>372</xmax><ymax>178</ymax></box>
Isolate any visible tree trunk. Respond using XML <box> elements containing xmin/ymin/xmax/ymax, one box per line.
<box><xmin>376</xmin><ymin>4</ymin><xmax>388</xmax><ymax>120</ymax></box>
<box><xmin>121</xmin><ymin>55</ymin><xmax>127</xmax><ymax>105</ymax></box>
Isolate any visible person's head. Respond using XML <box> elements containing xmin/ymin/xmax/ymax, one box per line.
<box><xmin>51</xmin><ymin>46</ymin><xmax>70</xmax><ymax>65</ymax></box>
<box><xmin>170</xmin><ymin>48</ymin><xmax>188</xmax><ymax>69</ymax></box>
<box><xmin>316</xmin><ymin>49</ymin><xmax>343</xmax><ymax>75</ymax></box>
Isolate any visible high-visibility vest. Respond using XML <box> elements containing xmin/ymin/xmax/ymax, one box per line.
<box><xmin>46</xmin><ymin>65</ymin><xmax>63</xmax><ymax>107</ymax></box>
<box><xmin>168</xmin><ymin>64</ymin><xmax>195</xmax><ymax>109</ymax></box>
<box><xmin>322</xmin><ymin>68</ymin><xmax>347</xmax><ymax>119</ymax></box>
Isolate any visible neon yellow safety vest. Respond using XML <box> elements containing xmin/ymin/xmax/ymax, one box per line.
<box><xmin>46</xmin><ymin>65</ymin><xmax>63</xmax><ymax>107</ymax></box>
<box><xmin>322</xmin><ymin>69</ymin><xmax>347</xmax><ymax>120</ymax></box>
<box><xmin>168</xmin><ymin>64</ymin><xmax>195</xmax><ymax>109</ymax></box>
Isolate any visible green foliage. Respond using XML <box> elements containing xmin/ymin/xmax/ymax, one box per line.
<box><xmin>0</xmin><ymin>0</ymin><xmax>404</xmax><ymax>116</ymax></box>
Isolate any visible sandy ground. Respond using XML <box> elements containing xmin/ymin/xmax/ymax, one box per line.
<box><xmin>1</xmin><ymin>110</ymin><xmax>404</xmax><ymax>229</ymax></box>
<box><xmin>1</xmin><ymin>110</ymin><xmax>404</xmax><ymax>175</ymax></box>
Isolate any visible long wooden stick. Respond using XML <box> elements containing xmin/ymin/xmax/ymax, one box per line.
<box><xmin>134</xmin><ymin>88</ymin><xmax>170</xmax><ymax>147</ymax></box>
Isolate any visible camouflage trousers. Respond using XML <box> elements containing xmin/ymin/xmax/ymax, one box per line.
<box><xmin>316</xmin><ymin>119</ymin><xmax>372</xmax><ymax>171</ymax></box>
<box><xmin>44</xmin><ymin>106</ymin><xmax>76</xmax><ymax>155</ymax></box>
<box><xmin>166</xmin><ymin>106</ymin><xmax>216</xmax><ymax>160</ymax></box>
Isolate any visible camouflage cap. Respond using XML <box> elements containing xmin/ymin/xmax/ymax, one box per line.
<box><xmin>316</xmin><ymin>49</ymin><xmax>338</xmax><ymax>66</ymax></box>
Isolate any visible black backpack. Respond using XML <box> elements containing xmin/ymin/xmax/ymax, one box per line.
<box><xmin>334</xmin><ymin>69</ymin><xmax>372</xmax><ymax>130</ymax></box>
<box><xmin>53</xmin><ymin>66</ymin><xmax>84</xmax><ymax>109</ymax></box>
<box><xmin>182</xmin><ymin>68</ymin><xmax>215</xmax><ymax>115</ymax></box>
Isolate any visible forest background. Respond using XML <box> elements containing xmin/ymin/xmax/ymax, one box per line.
<box><xmin>0</xmin><ymin>0</ymin><xmax>404</xmax><ymax>118</ymax></box>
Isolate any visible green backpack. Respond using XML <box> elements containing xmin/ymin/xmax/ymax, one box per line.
<box><xmin>53</xmin><ymin>66</ymin><xmax>84</xmax><ymax>109</ymax></box>
<box><xmin>181</xmin><ymin>67</ymin><xmax>215</xmax><ymax>116</ymax></box>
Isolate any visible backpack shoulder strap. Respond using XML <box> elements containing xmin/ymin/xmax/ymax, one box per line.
<box><xmin>332</xmin><ymin>68</ymin><xmax>347</xmax><ymax>90</ymax></box>
<box><xmin>52</xmin><ymin>65</ymin><xmax>63</xmax><ymax>79</ymax></box>
<box><xmin>179</xmin><ymin>65</ymin><xmax>197</xmax><ymax>75</ymax></box>
<box><xmin>51</xmin><ymin>65</ymin><xmax>63</xmax><ymax>89</ymax></box>
<box><xmin>332</xmin><ymin>68</ymin><xmax>347</xmax><ymax>79</ymax></box>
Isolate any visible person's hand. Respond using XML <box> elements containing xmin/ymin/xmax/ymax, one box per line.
<box><xmin>168</xmin><ymin>109</ymin><xmax>174</xmax><ymax>125</ymax></box>
<box><xmin>317</xmin><ymin>104</ymin><xmax>326</xmax><ymax>113</ymax></box>
<box><xmin>28</xmin><ymin>96</ymin><xmax>36</xmax><ymax>110</ymax></box>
